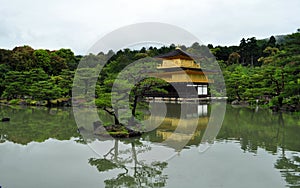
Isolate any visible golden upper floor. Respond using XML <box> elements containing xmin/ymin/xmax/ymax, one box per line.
<box><xmin>156</xmin><ymin>48</ymin><xmax>201</xmax><ymax>69</ymax></box>
<box><xmin>157</xmin><ymin>59</ymin><xmax>200</xmax><ymax>69</ymax></box>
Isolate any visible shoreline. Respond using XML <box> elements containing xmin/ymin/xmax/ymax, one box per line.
<box><xmin>1</xmin><ymin>98</ymin><xmax>299</xmax><ymax>113</ymax></box>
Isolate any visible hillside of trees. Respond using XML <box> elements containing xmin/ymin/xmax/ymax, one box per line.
<box><xmin>0</xmin><ymin>30</ymin><xmax>299</xmax><ymax>111</ymax></box>
<box><xmin>213</xmin><ymin>32</ymin><xmax>300</xmax><ymax>111</ymax></box>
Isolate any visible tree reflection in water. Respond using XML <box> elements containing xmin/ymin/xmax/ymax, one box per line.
<box><xmin>89</xmin><ymin>139</ymin><xmax>168</xmax><ymax>188</ymax></box>
<box><xmin>220</xmin><ymin>108</ymin><xmax>300</xmax><ymax>187</ymax></box>
<box><xmin>274</xmin><ymin>113</ymin><xmax>300</xmax><ymax>187</ymax></box>
<box><xmin>275</xmin><ymin>155</ymin><xmax>300</xmax><ymax>187</ymax></box>
<box><xmin>1</xmin><ymin>105</ymin><xmax>299</xmax><ymax>187</ymax></box>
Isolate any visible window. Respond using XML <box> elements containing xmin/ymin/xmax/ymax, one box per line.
<box><xmin>203</xmin><ymin>85</ymin><xmax>207</xmax><ymax>95</ymax></box>
<box><xmin>198</xmin><ymin>86</ymin><xmax>203</xmax><ymax>95</ymax></box>
<box><xmin>197</xmin><ymin>85</ymin><xmax>208</xmax><ymax>95</ymax></box>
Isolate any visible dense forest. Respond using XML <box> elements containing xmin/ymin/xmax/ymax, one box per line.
<box><xmin>0</xmin><ymin>30</ymin><xmax>299</xmax><ymax>111</ymax></box>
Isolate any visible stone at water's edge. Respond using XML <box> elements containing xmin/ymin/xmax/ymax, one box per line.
<box><xmin>1</xmin><ymin>117</ymin><xmax>10</xmax><ymax>122</ymax></box>
<box><xmin>93</xmin><ymin>121</ymin><xmax>102</xmax><ymax>130</ymax></box>
<box><xmin>231</xmin><ymin>100</ymin><xmax>249</xmax><ymax>106</ymax></box>
<box><xmin>93</xmin><ymin>121</ymin><xmax>142</xmax><ymax>138</ymax></box>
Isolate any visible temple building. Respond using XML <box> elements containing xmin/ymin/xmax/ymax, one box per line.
<box><xmin>150</xmin><ymin>47</ymin><xmax>214</xmax><ymax>98</ymax></box>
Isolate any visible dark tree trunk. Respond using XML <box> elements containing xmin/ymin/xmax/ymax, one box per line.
<box><xmin>281</xmin><ymin>71</ymin><xmax>285</xmax><ymax>92</ymax></box>
<box><xmin>132</xmin><ymin>96</ymin><xmax>138</xmax><ymax>117</ymax></box>
<box><xmin>46</xmin><ymin>99</ymin><xmax>51</xmax><ymax>107</ymax></box>
<box><xmin>235</xmin><ymin>85</ymin><xmax>242</xmax><ymax>101</ymax></box>
<box><xmin>103</xmin><ymin>108</ymin><xmax>120</xmax><ymax>125</ymax></box>
<box><xmin>129</xmin><ymin>96</ymin><xmax>139</xmax><ymax>126</ymax></box>
<box><xmin>112</xmin><ymin>112</ymin><xmax>120</xmax><ymax>125</ymax></box>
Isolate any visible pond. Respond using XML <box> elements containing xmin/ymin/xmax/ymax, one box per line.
<box><xmin>0</xmin><ymin>103</ymin><xmax>299</xmax><ymax>188</ymax></box>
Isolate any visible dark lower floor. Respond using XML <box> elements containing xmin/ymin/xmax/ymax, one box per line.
<box><xmin>144</xmin><ymin>82</ymin><xmax>209</xmax><ymax>98</ymax></box>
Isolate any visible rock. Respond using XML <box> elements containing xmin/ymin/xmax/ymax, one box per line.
<box><xmin>92</xmin><ymin>121</ymin><xmax>143</xmax><ymax>138</ymax></box>
<box><xmin>77</xmin><ymin>127</ymin><xmax>86</xmax><ymax>133</ymax></box>
<box><xmin>1</xmin><ymin>118</ymin><xmax>10</xmax><ymax>122</ymax></box>
<box><xmin>270</xmin><ymin>105</ymin><xmax>279</xmax><ymax>112</ymax></box>
<box><xmin>19</xmin><ymin>100</ymin><xmax>27</xmax><ymax>105</ymax></box>
<box><xmin>231</xmin><ymin>100</ymin><xmax>249</xmax><ymax>106</ymax></box>
<box><xmin>93</xmin><ymin>121</ymin><xmax>102</xmax><ymax>131</ymax></box>
<box><xmin>128</xmin><ymin>129</ymin><xmax>142</xmax><ymax>137</ymax></box>
<box><xmin>231</xmin><ymin>100</ymin><xmax>240</xmax><ymax>105</ymax></box>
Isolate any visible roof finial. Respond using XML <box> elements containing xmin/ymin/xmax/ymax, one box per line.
<box><xmin>175</xmin><ymin>44</ymin><xmax>181</xmax><ymax>50</ymax></box>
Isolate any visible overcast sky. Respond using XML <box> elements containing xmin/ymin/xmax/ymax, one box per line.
<box><xmin>1</xmin><ymin>0</ymin><xmax>300</xmax><ymax>54</ymax></box>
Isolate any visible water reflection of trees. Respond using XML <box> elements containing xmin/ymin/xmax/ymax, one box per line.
<box><xmin>274</xmin><ymin>113</ymin><xmax>300</xmax><ymax>187</ymax></box>
<box><xmin>275</xmin><ymin>154</ymin><xmax>300</xmax><ymax>187</ymax></box>
<box><xmin>89</xmin><ymin>139</ymin><xmax>168</xmax><ymax>188</ymax></box>
<box><xmin>219</xmin><ymin>106</ymin><xmax>300</xmax><ymax>187</ymax></box>
<box><xmin>0</xmin><ymin>106</ymin><xmax>79</xmax><ymax>144</ymax></box>
<box><xmin>2</xmin><ymin>104</ymin><xmax>299</xmax><ymax>186</ymax></box>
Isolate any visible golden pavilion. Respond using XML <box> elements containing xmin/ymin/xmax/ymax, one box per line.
<box><xmin>151</xmin><ymin>47</ymin><xmax>214</xmax><ymax>98</ymax></box>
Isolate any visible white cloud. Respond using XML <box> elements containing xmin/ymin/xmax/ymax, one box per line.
<box><xmin>0</xmin><ymin>0</ymin><xmax>299</xmax><ymax>54</ymax></box>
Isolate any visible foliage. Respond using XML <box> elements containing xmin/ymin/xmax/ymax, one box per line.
<box><xmin>0</xmin><ymin>30</ymin><xmax>299</xmax><ymax>111</ymax></box>
<box><xmin>95</xmin><ymin>60</ymin><xmax>169</xmax><ymax>125</ymax></box>
<box><xmin>221</xmin><ymin>30</ymin><xmax>300</xmax><ymax>108</ymax></box>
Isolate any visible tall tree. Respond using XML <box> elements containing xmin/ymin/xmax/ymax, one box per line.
<box><xmin>11</xmin><ymin>45</ymin><xmax>36</xmax><ymax>71</ymax></box>
<box><xmin>33</xmin><ymin>49</ymin><xmax>51</xmax><ymax>73</ymax></box>
<box><xmin>267</xmin><ymin>36</ymin><xmax>277</xmax><ymax>47</ymax></box>
<box><xmin>227</xmin><ymin>52</ymin><xmax>240</xmax><ymax>65</ymax></box>
<box><xmin>0</xmin><ymin>64</ymin><xmax>10</xmax><ymax>96</ymax></box>
<box><xmin>54</xmin><ymin>48</ymin><xmax>78</xmax><ymax>70</ymax></box>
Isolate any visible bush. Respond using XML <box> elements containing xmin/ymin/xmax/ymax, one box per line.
<box><xmin>283</xmin><ymin>95</ymin><xmax>300</xmax><ymax>106</ymax></box>
<box><xmin>270</xmin><ymin>96</ymin><xmax>279</xmax><ymax>106</ymax></box>
<box><xmin>8</xmin><ymin>99</ymin><xmax>21</xmax><ymax>105</ymax></box>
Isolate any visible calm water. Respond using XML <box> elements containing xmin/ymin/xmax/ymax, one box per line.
<box><xmin>0</xmin><ymin>104</ymin><xmax>299</xmax><ymax>188</ymax></box>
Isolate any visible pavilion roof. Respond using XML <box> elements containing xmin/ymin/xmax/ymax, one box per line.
<box><xmin>155</xmin><ymin>48</ymin><xmax>196</xmax><ymax>60</ymax></box>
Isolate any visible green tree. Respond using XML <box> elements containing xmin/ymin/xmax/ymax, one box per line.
<box><xmin>49</xmin><ymin>52</ymin><xmax>68</xmax><ymax>75</ymax></box>
<box><xmin>227</xmin><ymin>52</ymin><xmax>240</xmax><ymax>65</ymax></box>
<box><xmin>0</xmin><ymin>64</ymin><xmax>10</xmax><ymax>96</ymax></box>
<box><xmin>109</xmin><ymin>60</ymin><xmax>168</xmax><ymax>125</ymax></box>
<box><xmin>33</xmin><ymin>49</ymin><xmax>51</xmax><ymax>74</ymax></box>
<box><xmin>1</xmin><ymin>71</ymin><xmax>26</xmax><ymax>99</ymax></box>
<box><xmin>51</xmin><ymin>69</ymin><xmax>74</xmax><ymax>97</ymax></box>
<box><xmin>29</xmin><ymin>80</ymin><xmax>62</xmax><ymax>104</ymax></box>
<box><xmin>283</xmin><ymin>32</ymin><xmax>300</xmax><ymax>55</ymax></box>
<box><xmin>2</xmin><ymin>68</ymin><xmax>49</xmax><ymax>99</ymax></box>
<box><xmin>224</xmin><ymin>65</ymin><xmax>249</xmax><ymax>101</ymax></box>
<box><xmin>53</xmin><ymin>48</ymin><xmax>78</xmax><ymax>70</ymax></box>
<box><xmin>238</xmin><ymin>37</ymin><xmax>261</xmax><ymax>66</ymax></box>
<box><xmin>10</xmin><ymin>45</ymin><xmax>36</xmax><ymax>71</ymax></box>
<box><xmin>0</xmin><ymin>49</ymin><xmax>13</xmax><ymax>66</ymax></box>
<box><xmin>267</xmin><ymin>36</ymin><xmax>277</xmax><ymax>47</ymax></box>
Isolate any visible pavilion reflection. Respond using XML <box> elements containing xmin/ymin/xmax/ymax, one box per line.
<box><xmin>143</xmin><ymin>102</ymin><xmax>210</xmax><ymax>151</ymax></box>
